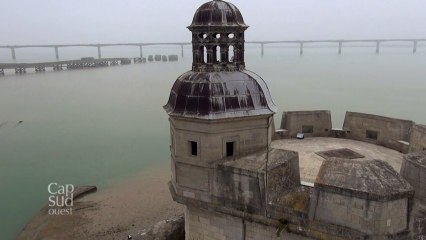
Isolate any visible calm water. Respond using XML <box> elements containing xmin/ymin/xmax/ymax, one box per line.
<box><xmin>0</xmin><ymin>46</ymin><xmax>425</xmax><ymax>239</ymax></box>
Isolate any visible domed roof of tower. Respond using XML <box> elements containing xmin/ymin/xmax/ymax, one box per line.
<box><xmin>164</xmin><ymin>70</ymin><xmax>277</xmax><ymax>120</ymax></box>
<box><xmin>189</xmin><ymin>0</ymin><xmax>247</xmax><ymax>28</ymax></box>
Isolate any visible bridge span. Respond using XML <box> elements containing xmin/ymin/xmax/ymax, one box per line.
<box><xmin>0</xmin><ymin>39</ymin><xmax>425</xmax><ymax>61</ymax></box>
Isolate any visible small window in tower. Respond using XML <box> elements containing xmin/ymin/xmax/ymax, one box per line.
<box><xmin>228</xmin><ymin>45</ymin><xmax>234</xmax><ymax>62</ymax></box>
<box><xmin>366</xmin><ymin>130</ymin><xmax>378</xmax><ymax>140</ymax></box>
<box><xmin>216</xmin><ymin>46</ymin><xmax>221</xmax><ymax>62</ymax></box>
<box><xmin>215</xmin><ymin>33</ymin><xmax>221</xmax><ymax>39</ymax></box>
<box><xmin>190</xmin><ymin>141</ymin><xmax>198</xmax><ymax>156</ymax></box>
<box><xmin>226</xmin><ymin>142</ymin><xmax>234</xmax><ymax>157</ymax></box>
<box><xmin>228</xmin><ymin>33</ymin><xmax>235</xmax><ymax>39</ymax></box>
<box><xmin>302</xmin><ymin>125</ymin><xmax>314</xmax><ymax>134</ymax></box>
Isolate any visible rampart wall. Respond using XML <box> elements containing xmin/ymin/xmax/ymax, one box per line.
<box><xmin>275</xmin><ymin>110</ymin><xmax>425</xmax><ymax>154</ymax></box>
<box><xmin>408</xmin><ymin>124</ymin><xmax>426</xmax><ymax>153</ymax></box>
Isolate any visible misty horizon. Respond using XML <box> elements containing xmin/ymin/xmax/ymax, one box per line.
<box><xmin>1</xmin><ymin>0</ymin><xmax>426</xmax><ymax>45</ymax></box>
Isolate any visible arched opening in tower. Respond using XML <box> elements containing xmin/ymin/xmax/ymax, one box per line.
<box><xmin>228</xmin><ymin>45</ymin><xmax>234</xmax><ymax>62</ymax></box>
<box><xmin>203</xmin><ymin>46</ymin><xmax>207</xmax><ymax>63</ymax></box>
<box><xmin>216</xmin><ymin>46</ymin><xmax>221</xmax><ymax>63</ymax></box>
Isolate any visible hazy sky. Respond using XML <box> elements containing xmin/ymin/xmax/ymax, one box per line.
<box><xmin>1</xmin><ymin>0</ymin><xmax>425</xmax><ymax>44</ymax></box>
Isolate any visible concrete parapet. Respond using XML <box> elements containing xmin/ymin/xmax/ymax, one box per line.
<box><xmin>280</xmin><ymin>110</ymin><xmax>332</xmax><ymax>138</ymax></box>
<box><xmin>343</xmin><ymin>112</ymin><xmax>414</xmax><ymax>153</ymax></box>
<box><xmin>409</xmin><ymin>124</ymin><xmax>426</xmax><ymax>153</ymax></box>
<box><xmin>400</xmin><ymin>151</ymin><xmax>426</xmax><ymax>202</ymax></box>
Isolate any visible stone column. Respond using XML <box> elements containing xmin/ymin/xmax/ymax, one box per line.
<box><xmin>181</xmin><ymin>45</ymin><xmax>184</xmax><ymax>58</ymax></box>
<box><xmin>11</xmin><ymin>47</ymin><xmax>16</xmax><ymax>61</ymax></box>
<box><xmin>413</xmin><ymin>41</ymin><xmax>417</xmax><ymax>54</ymax></box>
<box><xmin>55</xmin><ymin>47</ymin><xmax>59</xmax><ymax>60</ymax></box>
<box><xmin>97</xmin><ymin>45</ymin><xmax>102</xmax><ymax>59</ymax></box>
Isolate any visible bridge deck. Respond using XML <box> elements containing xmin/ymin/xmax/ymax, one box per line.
<box><xmin>0</xmin><ymin>58</ymin><xmax>130</xmax><ymax>69</ymax></box>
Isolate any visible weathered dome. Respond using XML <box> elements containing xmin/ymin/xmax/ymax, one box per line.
<box><xmin>164</xmin><ymin>70</ymin><xmax>277</xmax><ymax>120</ymax></box>
<box><xmin>189</xmin><ymin>0</ymin><xmax>247</xmax><ymax>28</ymax></box>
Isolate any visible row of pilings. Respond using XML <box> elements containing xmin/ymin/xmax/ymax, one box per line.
<box><xmin>1</xmin><ymin>55</ymin><xmax>179</xmax><ymax>76</ymax></box>
<box><xmin>147</xmin><ymin>55</ymin><xmax>179</xmax><ymax>62</ymax></box>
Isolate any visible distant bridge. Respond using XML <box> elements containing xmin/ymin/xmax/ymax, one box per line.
<box><xmin>0</xmin><ymin>39</ymin><xmax>425</xmax><ymax>61</ymax></box>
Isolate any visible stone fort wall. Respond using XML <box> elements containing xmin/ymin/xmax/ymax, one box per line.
<box><xmin>185</xmin><ymin>206</ymin><xmax>307</xmax><ymax>240</ymax></box>
<box><xmin>275</xmin><ymin>110</ymin><xmax>426</xmax><ymax>154</ymax></box>
<box><xmin>409</xmin><ymin>124</ymin><xmax>426</xmax><ymax>152</ymax></box>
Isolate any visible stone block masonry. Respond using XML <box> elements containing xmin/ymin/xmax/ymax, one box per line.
<box><xmin>343</xmin><ymin>112</ymin><xmax>413</xmax><ymax>153</ymax></box>
<box><xmin>185</xmin><ymin>206</ymin><xmax>311</xmax><ymax>240</ymax></box>
<box><xmin>400</xmin><ymin>151</ymin><xmax>426</xmax><ymax>202</ymax></box>
<box><xmin>409</xmin><ymin>124</ymin><xmax>426</xmax><ymax>153</ymax></box>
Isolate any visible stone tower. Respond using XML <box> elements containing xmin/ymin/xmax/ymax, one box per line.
<box><xmin>163</xmin><ymin>1</ymin><xmax>281</xmax><ymax>238</ymax></box>
<box><xmin>164</xmin><ymin>0</ymin><xmax>277</xmax><ymax>203</ymax></box>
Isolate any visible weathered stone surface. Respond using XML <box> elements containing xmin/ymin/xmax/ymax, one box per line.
<box><xmin>401</xmin><ymin>151</ymin><xmax>426</xmax><ymax>202</ymax></box>
<box><xmin>409</xmin><ymin>124</ymin><xmax>426</xmax><ymax>153</ymax></box>
<box><xmin>343</xmin><ymin>111</ymin><xmax>414</xmax><ymax>153</ymax></box>
<box><xmin>132</xmin><ymin>215</ymin><xmax>185</xmax><ymax>240</ymax></box>
<box><xmin>280</xmin><ymin>110</ymin><xmax>332</xmax><ymax>138</ymax></box>
<box><xmin>315</xmin><ymin>159</ymin><xmax>413</xmax><ymax>201</ymax></box>
<box><xmin>413</xmin><ymin>209</ymin><xmax>426</xmax><ymax>239</ymax></box>
<box><xmin>311</xmin><ymin>159</ymin><xmax>414</xmax><ymax>236</ymax></box>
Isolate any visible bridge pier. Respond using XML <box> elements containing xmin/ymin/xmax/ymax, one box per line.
<box><xmin>139</xmin><ymin>45</ymin><xmax>143</xmax><ymax>58</ymax></box>
<box><xmin>0</xmin><ymin>68</ymin><xmax>4</xmax><ymax>75</ymax></box>
<box><xmin>261</xmin><ymin>43</ymin><xmax>264</xmax><ymax>57</ymax></box>
<box><xmin>413</xmin><ymin>41</ymin><xmax>417</xmax><ymax>54</ymax></box>
<box><xmin>11</xmin><ymin>47</ymin><xmax>16</xmax><ymax>61</ymax></box>
<box><xmin>181</xmin><ymin>45</ymin><xmax>184</xmax><ymax>58</ymax></box>
<box><xmin>97</xmin><ymin>45</ymin><xmax>102</xmax><ymax>59</ymax></box>
<box><xmin>55</xmin><ymin>47</ymin><xmax>59</xmax><ymax>60</ymax></box>
<box><xmin>376</xmin><ymin>41</ymin><xmax>380</xmax><ymax>54</ymax></box>
<box><xmin>338</xmin><ymin>41</ymin><xmax>342</xmax><ymax>54</ymax></box>
<box><xmin>299</xmin><ymin>42</ymin><xmax>304</xmax><ymax>56</ymax></box>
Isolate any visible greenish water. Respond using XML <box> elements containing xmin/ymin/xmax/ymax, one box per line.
<box><xmin>0</xmin><ymin>47</ymin><xmax>425</xmax><ymax>239</ymax></box>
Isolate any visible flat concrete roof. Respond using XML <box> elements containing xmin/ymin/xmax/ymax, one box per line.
<box><xmin>272</xmin><ymin>137</ymin><xmax>404</xmax><ymax>183</ymax></box>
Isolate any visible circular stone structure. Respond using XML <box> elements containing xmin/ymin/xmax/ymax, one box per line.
<box><xmin>272</xmin><ymin>137</ymin><xmax>404</xmax><ymax>183</ymax></box>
